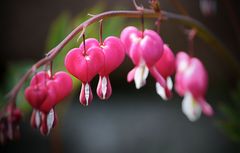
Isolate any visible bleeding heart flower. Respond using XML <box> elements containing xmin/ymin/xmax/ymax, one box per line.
<box><xmin>40</xmin><ymin>72</ymin><xmax>73</xmax><ymax>112</ymax></box>
<box><xmin>155</xmin><ymin>44</ymin><xmax>176</xmax><ymax>100</ymax></box>
<box><xmin>79</xmin><ymin>37</ymin><xmax>125</xmax><ymax>100</ymax></box>
<box><xmin>175</xmin><ymin>51</ymin><xmax>213</xmax><ymax>121</ymax></box>
<box><xmin>25</xmin><ymin>71</ymin><xmax>72</xmax><ymax>135</ymax></box>
<box><xmin>25</xmin><ymin>71</ymin><xmax>73</xmax><ymax>113</ymax></box>
<box><xmin>121</xmin><ymin>26</ymin><xmax>170</xmax><ymax>97</ymax></box>
<box><xmin>65</xmin><ymin>40</ymin><xmax>104</xmax><ymax>106</ymax></box>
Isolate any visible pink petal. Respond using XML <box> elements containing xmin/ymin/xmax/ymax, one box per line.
<box><xmin>127</xmin><ymin>68</ymin><xmax>136</xmax><ymax>82</ymax></box>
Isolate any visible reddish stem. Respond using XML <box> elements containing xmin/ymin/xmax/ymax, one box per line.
<box><xmin>99</xmin><ymin>19</ymin><xmax>103</xmax><ymax>45</ymax></box>
<box><xmin>141</xmin><ymin>13</ymin><xmax>144</xmax><ymax>38</ymax></box>
<box><xmin>82</xmin><ymin>34</ymin><xmax>87</xmax><ymax>56</ymax></box>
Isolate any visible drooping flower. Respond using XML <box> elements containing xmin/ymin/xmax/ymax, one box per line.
<box><xmin>25</xmin><ymin>71</ymin><xmax>72</xmax><ymax>134</ymax></box>
<box><xmin>121</xmin><ymin>26</ymin><xmax>170</xmax><ymax>98</ymax></box>
<box><xmin>78</xmin><ymin>37</ymin><xmax>125</xmax><ymax>100</ymax></box>
<box><xmin>25</xmin><ymin>71</ymin><xmax>73</xmax><ymax>112</ymax></box>
<box><xmin>175</xmin><ymin>51</ymin><xmax>213</xmax><ymax>121</ymax></box>
<box><xmin>155</xmin><ymin>44</ymin><xmax>176</xmax><ymax>100</ymax></box>
<box><xmin>65</xmin><ymin>40</ymin><xmax>104</xmax><ymax>106</ymax></box>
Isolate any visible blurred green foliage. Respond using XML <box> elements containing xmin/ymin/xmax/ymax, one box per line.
<box><xmin>218</xmin><ymin>81</ymin><xmax>240</xmax><ymax>144</ymax></box>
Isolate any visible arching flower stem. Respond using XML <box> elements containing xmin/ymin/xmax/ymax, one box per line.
<box><xmin>3</xmin><ymin>8</ymin><xmax>240</xmax><ymax>114</ymax></box>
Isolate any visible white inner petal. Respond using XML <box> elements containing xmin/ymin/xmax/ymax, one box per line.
<box><xmin>166</xmin><ymin>77</ymin><xmax>173</xmax><ymax>90</ymax></box>
<box><xmin>85</xmin><ymin>83</ymin><xmax>90</xmax><ymax>106</ymax></box>
<box><xmin>134</xmin><ymin>65</ymin><xmax>149</xmax><ymax>89</ymax></box>
<box><xmin>156</xmin><ymin>82</ymin><xmax>167</xmax><ymax>100</ymax></box>
<box><xmin>47</xmin><ymin>109</ymin><xmax>55</xmax><ymax>133</ymax></box>
<box><xmin>35</xmin><ymin>110</ymin><xmax>41</xmax><ymax>128</ymax></box>
<box><xmin>101</xmin><ymin>76</ymin><xmax>107</xmax><ymax>99</ymax></box>
<box><xmin>182</xmin><ymin>92</ymin><xmax>202</xmax><ymax>122</ymax></box>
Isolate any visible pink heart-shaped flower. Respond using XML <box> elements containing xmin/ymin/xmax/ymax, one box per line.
<box><xmin>65</xmin><ymin>46</ymin><xmax>104</xmax><ymax>83</ymax></box>
<box><xmin>79</xmin><ymin>37</ymin><xmax>125</xmax><ymax>100</ymax></box>
<box><xmin>120</xmin><ymin>26</ymin><xmax>163</xmax><ymax>67</ymax></box>
<box><xmin>25</xmin><ymin>71</ymin><xmax>73</xmax><ymax>113</ymax></box>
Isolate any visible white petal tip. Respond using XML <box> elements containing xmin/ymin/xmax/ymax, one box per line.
<box><xmin>85</xmin><ymin>83</ymin><xmax>90</xmax><ymax>106</ymax></box>
<box><xmin>35</xmin><ymin>110</ymin><xmax>41</xmax><ymax>128</ymax></box>
<box><xmin>166</xmin><ymin>77</ymin><xmax>173</xmax><ymax>90</ymax></box>
<box><xmin>47</xmin><ymin>109</ymin><xmax>54</xmax><ymax>131</ymax></box>
<box><xmin>134</xmin><ymin>65</ymin><xmax>149</xmax><ymax>89</ymax></box>
<box><xmin>101</xmin><ymin>76</ymin><xmax>107</xmax><ymax>99</ymax></box>
<box><xmin>182</xmin><ymin>92</ymin><xmax>202</xmax><ymax>122</ymax></box>
<box><xmin>156</xmin><ymin>82</ymin><xmax>167</xmax><ymax>100</ymax></box>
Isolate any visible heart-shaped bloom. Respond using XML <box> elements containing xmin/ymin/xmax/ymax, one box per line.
<box><xmin>25</xmin><ymin>71</ymin><xmax>72</xmax><ymax>135</ymax></box>
<box><xmin>25</xmin><ymin>71</ymin><xmax>73</xmax><ymax>113</ymax></box>
<box><xmin>155</xmin><ymin>44</ymin><xmax>176</xmax><ymax>100</ymax></box>
<box><xmin>175</xmin><ymin>52</ymin><xmax>213</xmax><ymax>121</ymax></box>
<box><xmin>65</xmin><ymin>40</ymin><xmax>104</xmax><ymax>106</ymax></box>
<box><xmin>78</xmin><ymin>37</ymin><xmax>125</xmax><ymax>100</ymax></box>
<box><xmin>121</xmin><ymin>26</ymin><xmax>170</xmax><ymax>98</ymax></box>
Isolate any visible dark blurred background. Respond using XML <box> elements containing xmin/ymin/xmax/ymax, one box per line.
<box><xmin>0</xmin><ymin>0</ymin><xmax>240</xmax><ymax>153</ymax></box>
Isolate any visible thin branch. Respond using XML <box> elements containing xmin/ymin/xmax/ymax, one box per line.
<box><xmin>5</xmin><ymin>9</ymin><xmax>240</xmax><ymax>107</ymax></box>
<box><xmin>169</xmin><ymin>0</ymin><xmax>189</xmax><ymax>16</ymax></box>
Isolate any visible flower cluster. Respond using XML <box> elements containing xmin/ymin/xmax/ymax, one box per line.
<box><xmin>25</xmin><ymin>71</ymin><xmax>72</xmax><ymax>135</ymax></box>
<box><xmin>63</xmin><ymin>25</ymin><xmax>213</xmax><ymax>121</ymax></box>
<box><xmin>21</xmin><ymin>25</ymin><xmax>213</xmax><ymax>136</ymax></box>
<box><xmin>65</xmin><ymin>36</ymin><xmax>125</xmax><ymax>106</ymax></box>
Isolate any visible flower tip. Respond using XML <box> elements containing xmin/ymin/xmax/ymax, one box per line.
<box><xmin>134</xmin><ymin>65</ymin><xmax>149</xmax><ymax>89</ymax></box>
<box><xmin>202</xmin><ymin>101</ymin><xmax>214</xmax><ymax>116</ymax></box>
<box><xmin>156</xmin><ymin>82</ymin><xmax>172</xmax><ymax>101</ymax></box>
<box><xmin>97</xmin><ymin>76</ymin><xmax>112</xmax><ymax>100</ymax></box>
<box><xmin>127</xmin><ymin>68</ymin><xmax>136</xmax><ymax>83</ymax></box>
<box><xmin>79</xmin><ymin>83</ymin><xmax>93</xmax><ymax>106</ymax></box>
